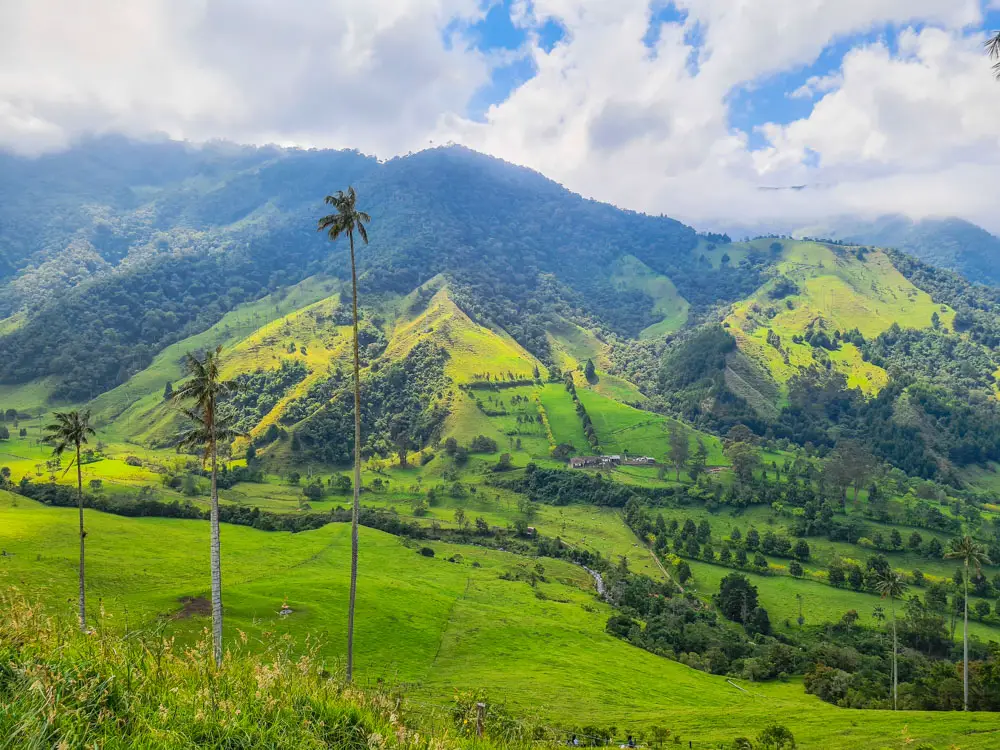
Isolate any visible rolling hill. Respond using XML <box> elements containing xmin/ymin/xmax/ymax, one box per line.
<box><xmin>5</xmin><ymin>137</ymin><xmax>1000</xmax><ymax>747</ymax></box>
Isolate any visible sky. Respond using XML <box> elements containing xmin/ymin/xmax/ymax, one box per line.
<box><xmin>2</xmin><ymin>0</ymin><xmax>1000</xmax><ymax>233</ymax></box>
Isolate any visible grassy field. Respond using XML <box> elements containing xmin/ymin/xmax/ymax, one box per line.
<box><xmin>538</xmin><ymin>383</ymin><xmax>591</xmax><ymax>453</ymax></box>
<box><xmin>575</xmin><ymin>389</ymin><xmax>727</xmax><ymax>464</ymax></box>
<box><xmin>3</xmin><ymin>491</ymin><xmax>998</xmax><ymax>749</ymax></box>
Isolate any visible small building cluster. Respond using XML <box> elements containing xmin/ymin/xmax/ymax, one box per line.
<box><xmin>569</xmin><ymin>455</ymin><xmax>656</xmax><ymax>469</ymax></box>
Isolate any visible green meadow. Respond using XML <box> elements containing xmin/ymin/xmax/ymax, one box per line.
<box><xmin>3</xmin><ymin>491</ymin><xmax>997</xmax><ymax>750</ymax></box>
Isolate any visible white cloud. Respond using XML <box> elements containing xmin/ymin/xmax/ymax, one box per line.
<box><xmin>1</xmin><ymin>0</ymin><xmax>999</xmax><ymax>232</ymax></box>
<box><xmin>0</xmin><ymin>0</ymin><xmax>489</xmax><ymax>155</ymax></box>
<box><xmin>442</xmin><ymin>0</ymin><xmax>1000</xmax><ymax>231</ymax></box>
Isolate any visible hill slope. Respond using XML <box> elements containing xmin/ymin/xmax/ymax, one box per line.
<box><xmin>804</xmin><ymin>215</ymin><xmax>1000</xmax><ymax>287</ymax></box>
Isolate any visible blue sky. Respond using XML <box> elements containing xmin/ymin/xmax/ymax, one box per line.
<box><xmin>464</xmin><ymin>2</ymin><xmax>1000</xmax><ymax>146</ymax></box>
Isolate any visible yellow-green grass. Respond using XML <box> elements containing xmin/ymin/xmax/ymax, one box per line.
<box><xmin>0</xmin><ymin>426</ymin><xmax>170</xmax><ymax>490</ymax></box>
<box><xmin>537</xmin><ymin>384</ymin><xmax>590</xmax><ymax>452</ymax></box>
<box><xmin>88</xmin><ymin>275</ymin><xmax>339</xmax><ymax>444</ymax></box>
<box><xmin>588</xmin><ymin>372</ymin><xmax>647</xmax><ymax>404</ymax></box>
<box><xmin>3</xmin><ymin>492</ymin><xmax>996</xmax><ymax>749</ymax></box>
<box><xmin>0</xmin><ymin>309</ymin><xmax>25</xmax><ymax>336</ymax></box>
<box><xmin>391</xmin><ymin>287</ymin><xmax>542</xmax><ymax>385</ymax></box>
<box><xmin>574</xmin><ymin>389</ymin><xmax>727</xmax><ymax>464</ymax></box>
<box><xmin>610</xmin><ymin>255</ymin><xmax>690</xmax><ymax>338</ymax></box>
<box><xmin>468</xmin><ymin>386</ymin><xmax>552</xmax><ymax>459</ymax></box>
<box><xmin>960</xmin><ymin>462</ymin><xmax>1000</xmax><ymax>494</ymax></box>
<box><xmin>0</xmin><ymin>376</ymin><xmax>65</xmax><ymax>414</ymax></box>
<box><xmin>693</xmin><ymin>238</ymin><xmax>756</xmax><ymax>270</ymax></box>
<box><xmin>726</xmin><ymin>241</ymin><xmax>955</xmax><ymax>395</ymax></box>
<box><xmin>545</xmin><ymin>319</ymin><xmax>607</xmax><ymax>373</ymax></box>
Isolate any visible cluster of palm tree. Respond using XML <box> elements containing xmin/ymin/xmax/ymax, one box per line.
<box><xmin>872</xmin><ymin>535</ymin><xmax>991</xmax><ymax>713</ymax></box>
<box><xmin>43</xmin><ymin>186</ymin><xmax>371</xmax><ymax>675</ymax></box>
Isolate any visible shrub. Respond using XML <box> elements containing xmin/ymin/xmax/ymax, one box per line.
<box><xmin>419</xmin><ymin>546</ymin><xmax>435</xmax><ymax>557</ymax></box>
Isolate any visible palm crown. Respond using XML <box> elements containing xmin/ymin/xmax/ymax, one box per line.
<box><xmin>988</xmin><ymin>32</ymin><xmax>1000</xmax><ymax>80</ymax></box>
<box><xmin>874</xmin><ymin>569</ymin><xmax>907</xmax><ymax>600</ymax></box>
<box><xmin>945</xmin><ymin>535</ymin><xmax>992</xmax><ymax>572</ymax></box>
<box><xmin>44</xmin><ymin>410</ymin><xmax>95</xmax><ymax>458</ymax></box>
<box><xmin>173</xmin><ymin>346</ymin><xmax>234</xmax><ymax>442</ymax></box>
<box><xmin>318</xmin><ymin>186</ymin><xmax>370</xmax><ymax>245</ymax></box>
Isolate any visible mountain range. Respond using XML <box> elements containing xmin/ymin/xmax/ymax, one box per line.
<box><xmin>3</xmin><ymin>136</ymin><xmax>1000</xmax><ymax>485</ymax></box>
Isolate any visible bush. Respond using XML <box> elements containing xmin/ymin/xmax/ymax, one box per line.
<box><xmin>469</xmin><ymin>435</ymin><xmax>498</xmax><ymax>453</ymax></box>
<box><xmin>418</xmin><ymin>546</ymin><xmax>435</xmax><ymax>557</ymax></box>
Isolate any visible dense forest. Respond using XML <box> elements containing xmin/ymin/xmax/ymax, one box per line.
<box><xmin>0</xmin><ymin>140</ymin><xmax>754</xmax><ymax>398</ymax></box>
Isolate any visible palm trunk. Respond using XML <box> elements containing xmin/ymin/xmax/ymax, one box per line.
<box><xmin>76</xmin><ymin>443</ymin><xmax>86</xmax><ymax>633</ymax></box>
<box><xmin>347</xmin><ymin>230</ymin><xmax>362</xmax><ymax>683</ymax></box>
<box><xmin>209</xmin><ymin>416</ymin><xmax>224</xmax><ymax>667</ymax></box>
<box><xmin>891</xmin><ymin>597</ymin><xmax>897</xmax><ymax>710</ymax></box>
<box><xmin>963</xmin><ymin>563</ymin><xmax>969</xmax><ymax>711</ymax></box>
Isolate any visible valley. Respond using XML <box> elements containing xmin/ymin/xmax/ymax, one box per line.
<box><xmin>3</xmin><ymin>141</ymin><xmax>1000</xmax><ymax>749</ymax></box>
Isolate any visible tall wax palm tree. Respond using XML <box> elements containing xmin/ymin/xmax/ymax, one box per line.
<box><xmin>874</xmin><ymin>569</ymin><xmax>907</xmax><ymax>710</ymax></box>
<box><xmin>173</xmin><ymin>346</ymin><xmax>234</xmax><ymax>667</ymax></box>
<box><xmin>945</xmin><ymin>535</ymin><xmax>992</xmax><ymax>711</ymax></box>
<box><xmin>43</xmin><ymin>410</ymin><xmax>95</xmax><ymax>632</ymax></box>
<box><xmin>318</xmin><ymin>186</ymin><xmax>370</xmax><ymax>683</ymax></box>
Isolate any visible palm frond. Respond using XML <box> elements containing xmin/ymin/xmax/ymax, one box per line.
<box><xmin>987</xmin><ymin>32</ymin><xmax>1000</xmax><ymax>79</ymax></box>
<box><xmin>42</xmin><ymin>410</ymin><xmax>94</xmax><ymax>456</ymax></box>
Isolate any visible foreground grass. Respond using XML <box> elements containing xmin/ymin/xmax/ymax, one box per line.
<box><xmin>4</xmin><ymin>493</ymin><xmax>1000</xmax><ymax>748</ymax></box>
<box><xmin>0</xmin><ymin>591</ymin><xmax>456</xmax><ymax>750</ymax></box>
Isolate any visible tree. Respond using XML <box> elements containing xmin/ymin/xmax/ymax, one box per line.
<box><xmin>715</xmin><ymin>573</ymin><xmax>758</xmax><ymax>625</ymax></box>
<box><xmin>688</xmin><ymin>438</ymin><xmax>708</xmax><ymax>481</ymax></box>
<box><xmin>889</xmin><ymin>528</ymin><xmax>902</xmax><ymax>550</ymax></box>
<box><xmin>873</xmin><ymin>569</ymin><xmax>908</xmax><ymax>710</ymax></box>
<box><xmin>825</xmin><ymin>440</ymin><xmax>876</xmax><ymax>508</ymax></box>
<box><xmin>945</xmin><ymin>535</ymin><xmax>992</xmax><ymax>710</ymax></box>
<box><xmin>0</xmin><ymin>425</ymin><xmax>8</xmax><ymax>440</ymax></box>
<box><xmin>757</xmin><ymin>723</ymin><xmax>795</xmax><ymax>750</ymax></box>
<box><xmin>725</xmin><ymin>441</ymin><xmax>759</xmax><ymax>486</ymax></box>
<box><xmin>43</xmin><ymin>410</ymin><xmax>95</xmax><ymax>633</ymax></box>
<box><xmin>318</xmin><ymin>186</ymin><xmax>371</xmax><ymax>683</ymax></box>
<box><xmin>173</xmin><ymin>346</ymin><xmax>236</xmax><ymax>667</ymax></box>
<box><xmin>667</xmin><ymin>423</ymin><xmax>690</xmax><ymax>481</ymax></box>
<box><xmin>792</xmin><ymin>539</ymin><xmax>810</xmax><ymax>561</ymax></box>
<box><xmin>584</xmin><ymin>358</ymin><xmax>596</xmax><ymax>381</ymax></box>
<box><xmin>163</xmin><ymin>381</ymin><xmax>173</xmax><ymax>400</ymax></box>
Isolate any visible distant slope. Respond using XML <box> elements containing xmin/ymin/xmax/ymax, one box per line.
<box><xmin>610</xmin><ymin>255</ymin><xmax>689</xmax><ymax>338</ymax></box>
<box><xmin>804</xmin><ymin>215</ymin><xmax>1000</xmax><ymax>286</ymax></box>
<box><xmin>89</xmin><ymin>276</ymin><xmax>339</xmax><ymax>444</ymax></box>
<box><xmin>725</xmin><ymin>239</ymin><xmax>952</xmax><ymax>398</ymax></box>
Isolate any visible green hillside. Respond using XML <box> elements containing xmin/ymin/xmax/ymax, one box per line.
<box><xmin>725</xmin><ymin>240</ymin><xmax>952</xmax><ymax>396</ymax></box>
<box><xmin>5</xmin><ymin>138</ymin><xmax>1000</xmax><ymax>746</ymax></box>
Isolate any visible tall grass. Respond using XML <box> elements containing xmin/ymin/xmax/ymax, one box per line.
<box><xmin>0</xmin><ymin>590</ymin><xmax>510</xmax><ymax>750</ymax></box>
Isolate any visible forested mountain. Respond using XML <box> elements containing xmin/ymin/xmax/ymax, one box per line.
<box><xmin>0</xmin><ymin>137</ymin><xmax>754</xmax><ymax>399</ymax></box>
<box><xmin>4</xmin><ymin>137</ymin><xmax>1000</xmax><ymax>487</ymax></box>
